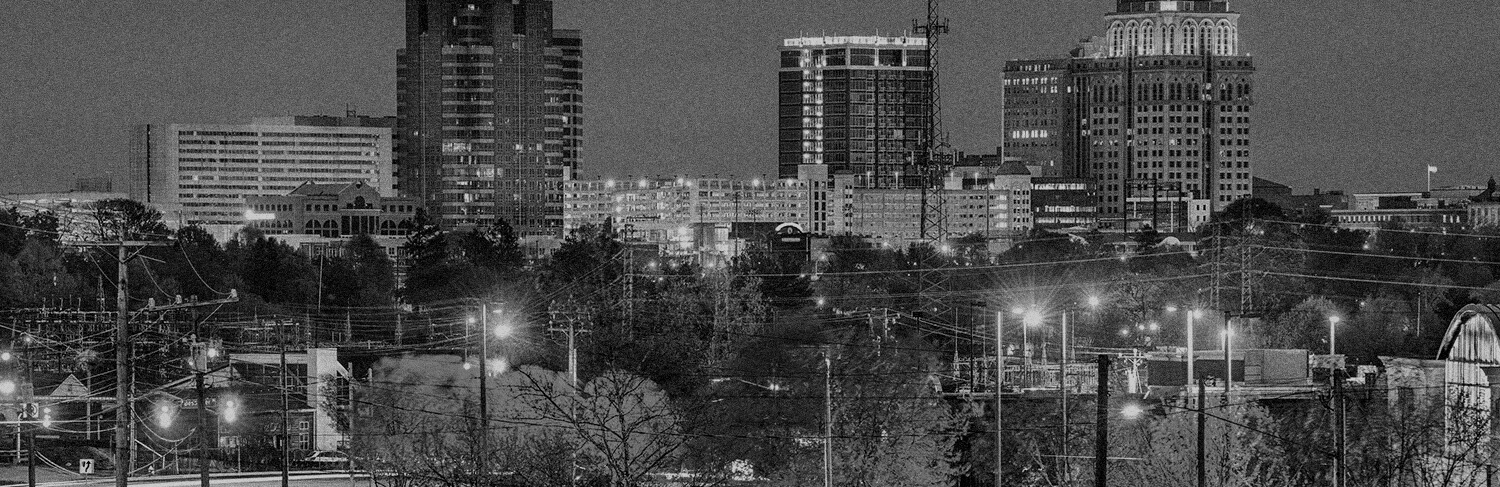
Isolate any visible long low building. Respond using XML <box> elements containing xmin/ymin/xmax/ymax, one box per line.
<box><xmin>128</xmin><ymin>115</ymin><xmax>396</xmax><ymax>241</ymax></box>
<box><xmin>564</xmin><ymin>163</ymin><xmax>1035</xmax><ymax>259</ymax></box>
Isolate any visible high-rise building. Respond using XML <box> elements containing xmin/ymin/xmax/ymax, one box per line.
<box><xmin>127</xmin><ymin>116</ymin><xmax>395</xmax><ymax>240</ymax></box>
<box><xmin>397</xmin><ymin>0</ymin><xmax>582</xmax><ymax>239</ymax></box>
<box><xmin>778</xmin><ymin>36</ymin><xmax>930</xmax><ymax>185</ymax></box>
<box><xmin>1004</xmin><ymin>0</ymin><xmax>1254</xmax><ymax>229</ymax></box>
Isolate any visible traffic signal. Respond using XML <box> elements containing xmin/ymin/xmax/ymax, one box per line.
<box><xmin>20</xmin><ymin>402</ymin><xmax>39</xmax><ymax>420</ymax></box>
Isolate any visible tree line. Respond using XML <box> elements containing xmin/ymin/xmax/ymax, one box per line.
<box><xmin>8</xmin><ymin>196</ymin><xmax>1499</xmax><ymax>485</ymax></box>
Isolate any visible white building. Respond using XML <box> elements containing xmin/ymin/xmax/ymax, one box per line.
<box><xmin>221</xmin><ymin>348</ymin><xmax>350</xmax><ymax>452</ymax></box>
<box><xmin>563</xmin><ymin>163</ymin><xmax>1034</xmax><ymax>258</ymax></box>
<box><xmin>128</xmin><ymin>116</ymin><xmax>395</xmax><ymax>241</ymax></box>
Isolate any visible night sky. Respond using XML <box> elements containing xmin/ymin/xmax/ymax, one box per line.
<box><xmin>2</xmin><ymin>0</ymin><xmax>1497</xmax><ymax>195</ymax></box>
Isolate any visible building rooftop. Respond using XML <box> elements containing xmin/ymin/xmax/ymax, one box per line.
<box><xmin>1113</xmin><ymin>0</ymin><xmax>1232</xmax><ymax>14</ymax></box>
<box><xmin>288</xmin><ymin>181</ymin><xmax>373</xmax><ymax>197</ymax></box>
<box><xmin>782</xmin><ymin>35</ymin><xmax>926</xmax><ymax>48</ymax></box>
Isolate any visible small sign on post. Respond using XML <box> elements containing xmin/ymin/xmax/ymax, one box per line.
<box><xmin>79</xmin><ymin>458</ymin><xmax>95</xmax><ymax>474</ymax></box>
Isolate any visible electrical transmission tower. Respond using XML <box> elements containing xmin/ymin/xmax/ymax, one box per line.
<box><xmin>915</xmin><ymin>0</ymin><xmax>952</xmax><ymax>318</ymax></box>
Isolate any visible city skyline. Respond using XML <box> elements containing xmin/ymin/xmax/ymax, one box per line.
<box><xmin>2</xmin><ymin>0</ymin><xmax>1497</xmax><ymax>196</ymax></box>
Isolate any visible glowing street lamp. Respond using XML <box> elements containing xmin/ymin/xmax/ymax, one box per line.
<box><xmin>1023</xmin><ymin>310</ymin><xmax>1044</xmax><ymax>327</ymax></box>
<box><xmin>222</xmin><ymin>400</ymin><xmax>239</xmax><ymax>424</ymax></box>
<box><xmin>1165</xmin><ymin>306</ymin><xmax>1204</xmax><ymax>394</ymax></box>
<box><xmin>1328</xmin><ymin>316</ymin><xmax>1342</xmax><ymax>357</ymax></box>
<box><xmin>156</xmin><ymin>404</ymin><xmax>175</xmax><ymax>429</ymax></box>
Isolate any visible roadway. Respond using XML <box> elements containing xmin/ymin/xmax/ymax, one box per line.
<box><xmin>17</xmin><ymin>472</ymin><xmax>370</xmax><ymax>487</ymax></box>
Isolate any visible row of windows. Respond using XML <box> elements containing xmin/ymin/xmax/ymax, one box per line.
<box><xmin>1107</xmin><ymin>18</ymin><xmax>1237</xmax><ymax>57</ymax></box>
<box><xmin>780</xmin><ymin>48</ymin><xmax>929</xmax><ymax>68</ymax></box>
<box><xmin>177</xmin><ymin>130</ymin><xmax>377</xmax><ymax>139</ymax></box>
<box><xmin>179</xmin><ymin>139</ymin><xmax>377</xmax><ymax>147</ymax></box>
<box><xmin>179</xmin><ymin>149</ymin><xmax>378</xmax><ymax>157</ymax></box>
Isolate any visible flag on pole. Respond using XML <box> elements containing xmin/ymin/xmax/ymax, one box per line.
<box><xmin>1428</xmin><ymin>165</ymin><xmax>1439</xmax><ymax>173</ymax></box>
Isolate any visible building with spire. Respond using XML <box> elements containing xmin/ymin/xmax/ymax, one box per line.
<box><xmin>1004</xmin><ymin>0</ymin><xmax>1254</xmax><ymax>231</ymax></box>
<box><xmin>396</xmin><ymin>0</ymin><xmax>581</xmax><ymax>241</ymax></box>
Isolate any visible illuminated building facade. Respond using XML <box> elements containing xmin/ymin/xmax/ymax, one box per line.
<box><xmin>127</xmin><ymin>116</ymin><xmax>395</xmax><ymax>240</ymax></box>
<box><xmin>1004</xmin><ymin>0</ymin><xmax>1254</xmax><ymax>228</ymax></box>
<box><xmin>778</xmin><ymin>36</ymin><xmax>930</xmax><ymax>185</ymax></box>
<box><xmin>397</xmin><ymin>0</ymin><xmax>582</xmax><ymax>239</ymax></box>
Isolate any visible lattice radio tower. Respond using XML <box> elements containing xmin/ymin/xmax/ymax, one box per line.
<box><xmin>915</xmin><ymin>0</ymin><xmax>952</xmax><ymax>318</ymax></box>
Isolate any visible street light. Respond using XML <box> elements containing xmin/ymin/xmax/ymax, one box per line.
<box><xmin>1328</xmin><ymin>315</ymin><xmax>1346</xmax><ymax>487</ymax></box>
<box><xmin>475</xmin><ymin>303</ymin><xmax>516</xmax><ymax>479</ymax></box>
<box><xmin>994</xmin><ymin>305</ymin><xmax>1044</xmax><ymax>487</ymax></box>
<box><xmin>220</xmin><ymin>399</ymin><xmax>241</xmax><ymax>472</ymax></box>
<box><xmin>1023</xmin><ymin>310</ymin><xmax>1044</xmax><ymax>327</ymax></box>
<box><xmin>1011</xmin><ymin>305</ymin><xmax>1073</xmax><ymax>484</ymax></box>
<box><xmin>156</xmin><ymin>403</ymin><xmax>176</xmax><ymax>429</ymax></box>
<box><xmin>1221</xmin><ymin>327</ymin><xmax>1235</xmax><ymax>392</ymax></box>
<box><xmin>1166</xmin><ymin>306</ymin><xmax>1203</xmax><ymax>399</ymax></box>
<box><xmin>1328</xmin><ymin>316</ymin><xmax>1341</xmax><ymax>357</ymax></box>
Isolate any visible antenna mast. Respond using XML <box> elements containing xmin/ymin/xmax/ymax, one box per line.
<box><xmin>915</xmin><ymin>0</ymin><xmax>952</xmax><ymax>317</ymax></box>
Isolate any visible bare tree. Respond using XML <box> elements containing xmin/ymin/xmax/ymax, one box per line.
<box><xmin>516</xmin><ymin>368</ymin><xmax>685</xmax><ymax>487</ymax></box>
<box><xmin>355</xmin><ymin>357</ymin><xmax>575</xmax><ymax>487</ymax></box>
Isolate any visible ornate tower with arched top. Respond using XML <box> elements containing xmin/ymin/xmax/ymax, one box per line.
<box><xmin>1004</xmin><ymin>0</ymin><xmax>1255</xmax><ymax>229</ymax></box>
<box><xmin>1104</xmin><ymin>1</ymin><xmax>1241</xmax><ymax>58</ymax></box>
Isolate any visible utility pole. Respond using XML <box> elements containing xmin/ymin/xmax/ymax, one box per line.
<box><xmin>823</xmin><ymin>348</ymin><xmax>834</xmax><ymax>487</ymax></box>
<box><xmin>1334</xmin><ymin>367</ymin><xmax>1346</xmax><ymax>487</ymax></box>
<box><xmin>195</xmin><ymin>345</ymin><xmax>209</xmax><ymax>487</ymax></box>
<box><xmin>995</xmin><ymin>311</ymin><xmax>1004</xmax><ymax>487</ymax></box>
<box><xmin>347</xmin><ymin>362</ymin><xmax>356</xmax><ymax>487</ymax></box>
<box><xmin>279</xmin><ymin>321</ymin><xmax>290</xmax><ymax>487</ymax></box>
<box><xmin>478</xmin><ymin>303</ymin><xmax>491</xmax><ymax>478</ymax></box>
<box><xmin>547</xmin><ymin>301</ymin><xmax>587</xmax><ymax>487</ymax></box>
<box><xmin>1197</xmin><ymin>378</ymin><xmax>1206</xmax><ymax>487</ymax></box>
<box><xmin>115</xmin><ymin>243</ymin><xmax>136</xmax><ymax>487</ymax></box>
<box><xmin>70</xmin><ymin>239</ymin><xmax>171</xmax><ymax>487</ymax></box>
<box><xmin>548</xmin><ymin>302</ymin><xmax>590</xmax><ymax>388</ymax></box>
<box><xmin>24</xmin><ymin>335</ymin><xmax>35</xmax><ymax>487</ymax></box>
<box><xmin>130</xmin><ymin>295</ymin><xmax>236</xmax><ymax>487</ymax></box>
<box><xmin>1059</xmin><ymin>312</ymin><xmax>1069</xmax><ymax>484</ymax></box>
<box><xmin>1095</xmin><ymin>354</ymin><xmax>1110</xmax><ymax>487</ymax></box>
<box><xmin>1186</xmin><ymin>310</ymin><xmax>1196</xmax><ymax>402</ymax></box>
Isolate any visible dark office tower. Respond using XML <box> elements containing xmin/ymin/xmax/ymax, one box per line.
<box><xmin>397</xmin><ymin>0</ymin><xmax>581</xmax><ymax>238</ymax></box>
<box><xmin>778</xmin><ymin>36</ymin><xmax>930</xmax><ymax>184</ymax></box>
<box><xmin>1005</xmin><ymin>0</ymin><xmax>1253</xmax><ymax>223</ymax></box>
